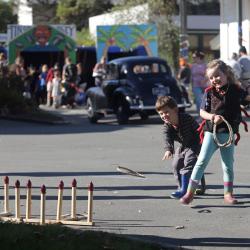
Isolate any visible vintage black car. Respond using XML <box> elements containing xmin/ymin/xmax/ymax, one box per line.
<box><xmin>85</xmin><ymin>56</ymin><xmax>191</xmax><ymax>124</ymax></box>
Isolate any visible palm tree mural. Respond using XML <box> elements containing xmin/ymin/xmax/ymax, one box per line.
<box><xmin>130</xmin><ymin>25</ymin><xmax>157</xmax><ymax>56</ymax></box>
<box><xmin>97</xmin><ymin>26</ymin><xmax>127</xmax><ymax>59</ymax></box>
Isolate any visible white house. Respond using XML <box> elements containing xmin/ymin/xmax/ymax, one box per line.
<box><xmin>220</xmin><ymin>0</ymin><xmax>250</xmax><ymax>61</ymax></box>
<box><xmin>16</xmin><ymin>0</ymin><xmax>33</xmax><ymax>25</ymax></box>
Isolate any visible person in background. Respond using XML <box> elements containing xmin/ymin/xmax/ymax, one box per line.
<box><xmin>92</xmin><ymin>56</ymin><xmax>107</xmax><ymax>86</ymax></box>
<box><xmin>238</xmin><ymin>46</ymin><xmax>250</xmax><ymax>94</ymax></box>
<box><xmin>76</xmin><ymin>62</ymin><xmax>87</xmax><ymax>87</ymax></box>
<box><xmin>46</xmin><ymin>65</ymin><xmax>54</xmax><ymax>106</ymax></box>
<box><xmin>51</xmin><ymin>68</ymin><xmax>61</xmax><ymax>109</ymax></box>
<box><xmin>74</xmin><ymin>63</ymin><xmax>87</xmax><ymax>106</ymax></box>
<box><xmin>0</xmin><ymin>53</ymin><xmax>8</xmax><ymax>76</ymax></box>
<box><xmin>227</xmin><ymin>52</ymin><xmax>241</xmax><ymax>81</ymax></box>
<box><xmin>191</xmin><ymin>51</ymin><xmax>207</xmax><ymax>115</ymax></box>
<box><xmin>177</xmin><ymin>57</ymin><xmax>192</xmax><ymax>105</ymax></box>
<box><xmin>62</xmin><ymin>57</ymin><xmax>77</xmax><ymax>108</ymax></box>
<box><xmin>178</xmin><ymin>57</ymin><xmax>191</xmax><ymax>89</ymax></box>
<box><xmin>46</xmin><ymin>63</ymin><xmax>60</xmax><ymax>106</ymax></box>
<box><xmin>23</xmin><ymin>66</ymin><xmax>35</xmax><ymax>99</ymax></box>
<box><xmin>36</xmin><ymin>64</ymin><xmax>48</xmax><ymax>105</ymax></box>
<box><xmin>28</xmin><ymin>66</ymin><xmax>39</xmax><ymax>103</ymax></box>
<box><xmin>10</xmin><ymin>56</ymin><xmax>26</xmax><ymax>80</ymax></box>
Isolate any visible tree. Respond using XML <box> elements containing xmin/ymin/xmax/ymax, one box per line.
<box><xmin>76</xmin><ymin>28</ymin><xmax>95</xmax><ymax>46</ymax></box>
<box><xmin>29</xmin><ymin>1</ymin><xmax>57</xmax><ymax>24</ymax></box>
<box><xmin>0</xmin><ymin>0</ymin><xmax>17</xmax><ymax>33</ymax></box>
<box><xmin>9</xmin><ymin>0</ymin><xmax>57</xmax><ymax>25</ymax></box>
<box><xmin>110</xmin><ymin>0</ymin><xmax>180</xmax><ymax>73</ymax></box>
<box><xmin>55</xmin><ymin>0</ymin><xmax>114</xmax><ymax>31</ymax></box>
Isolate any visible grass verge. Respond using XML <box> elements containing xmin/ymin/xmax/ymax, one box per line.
<box><xmin>0</xmin><ymin>222</ymin><xmax>172</xmax><ymax>250</ymax></box>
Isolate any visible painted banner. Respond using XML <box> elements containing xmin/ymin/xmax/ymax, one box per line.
<box><xmin>8</xmin><ymin>25</ymin><xmax>76</xmax><ymax>64</ymax></box>
<box><xmin>96</xmin><ymin>24</ymin><xmax>158</xmax><ymax>62</ymax></box>
<box><xmin>7</xmin><ymin>24</ymin><xmax>76</xmax><ymax>41</ymax></box>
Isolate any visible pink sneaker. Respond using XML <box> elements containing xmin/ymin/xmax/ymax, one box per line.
<box><xmin>180</xmin><ymin>192</ymin><xmax>194</xmax><ymax>205</ymax></box>
<box><xmin>224</xmin><ymin>193</ymin><xmax>238</xmax><ymax>204</ymax></box>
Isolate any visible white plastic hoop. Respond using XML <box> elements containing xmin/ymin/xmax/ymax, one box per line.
<box><xmin>212</xmin><ymin>116</ymin><xmax>233</xmax><ymax>147</ymax></box>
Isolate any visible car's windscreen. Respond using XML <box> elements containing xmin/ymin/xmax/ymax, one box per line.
<box><xmin>132</xmin><ymin>63</ymin><xmax>170</xmax><ymax>75</ymax></box>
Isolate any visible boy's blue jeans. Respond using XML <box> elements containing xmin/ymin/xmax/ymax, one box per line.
<box><xmin>190</xmin><ymin>131</ymin><xmax>234</xmax><ymax>194</ymax></box>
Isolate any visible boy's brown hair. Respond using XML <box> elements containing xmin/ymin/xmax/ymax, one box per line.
<box><xmin>155</xmin><ymin>96</ymin><xmax>177</xmax><ymax>112</ymax></box>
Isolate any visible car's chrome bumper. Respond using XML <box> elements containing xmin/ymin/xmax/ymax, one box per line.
<box><xmin>129</xmin><ymin>102</ymin><xmax>192</xmax><ymax>110</ymax></box>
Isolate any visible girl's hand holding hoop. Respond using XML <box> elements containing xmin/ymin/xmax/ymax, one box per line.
<box><xmin>212</xmin><ymin>114</ymin><xmax>223</xmax><ymax>125</ymax></box>
<box><xmin>212</xmin><ymin>116</ymin><xmax>233</xmax><ymax>147</ymax></box>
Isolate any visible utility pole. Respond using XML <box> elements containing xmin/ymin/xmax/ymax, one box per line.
<box><xmin>179</xmin><ymin>0</ymin><xmax>189</xmax><ymax>59</ymax></box>
<box><xmin>238</xmin><ymin>0</ymin><xmax>242</xmax><ymax>47</ymax></box>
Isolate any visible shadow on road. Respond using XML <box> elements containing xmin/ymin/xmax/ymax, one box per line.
<box><xmin>0</xmin><ymin>115</ymin><xmax>163</xmax><ymax>135</ymax></box>
<box><xmin>129</xmin><ymin>234</ymin><xmax>250</xmax><ymax>249</ymax></box>
<box><xmin>0</xmin><ymin>170</ymin><xmax>170</xmax><ymax>177</ymax></box>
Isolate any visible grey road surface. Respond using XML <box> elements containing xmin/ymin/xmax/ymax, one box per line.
<box><xmin>0</xmin><ymin>106</ymin><xmax>250</xmax><ymax>250</ymax></box>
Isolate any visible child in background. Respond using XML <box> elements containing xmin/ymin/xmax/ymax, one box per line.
<box><xmin>181</xmin><ymin>59</ymin><xmax>250</xmax><ymax>205</ymax></box>
<box><xmin>177</xmin><ymin>57</ymin><xmax>192</xmax><ymax>105</ymax></box>
<box><xmin>51</xmin><ymin>69</ymin><xmax>61</xmax><ymax>109</ymax></box>
<box><xmin>36</xmin><ymin>64</ymin><xmax>48</xmax><ymax>105</ymax></box>
<box><xmin>156</xmin><ymin>96</ymin><xmax>206</xmax><ymax>199</ymax></box>
<box><xmin>92</xmin><ymin>56</ymin><xmax>107</xmax><ymax>86</ymax></box>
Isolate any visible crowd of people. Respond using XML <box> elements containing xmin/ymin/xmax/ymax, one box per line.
<box><xmin>0</xmin><ymin>55</ymin><xmax>90</xmax><ymax>109</ymax></box>
<box><xmin>0</xmin><ymin>53</ymin><xmax>109</xmax><ymax>110</ymax></box>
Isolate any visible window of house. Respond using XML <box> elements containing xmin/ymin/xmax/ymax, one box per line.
<box><xmin>186</xmin><ymin>0</ymin><xmax>220</xmax><ymax>15</ymax></box>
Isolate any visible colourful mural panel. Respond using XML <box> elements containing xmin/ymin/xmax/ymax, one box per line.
<box><xmin>8</xmin><ymin>25</ymin><xmax>76</xmax><ymax>64</ymax></box>
<box><xmin>96</xmin><ymin>24</ymin><xmax>158</xmax><ymax>62</ymax></box>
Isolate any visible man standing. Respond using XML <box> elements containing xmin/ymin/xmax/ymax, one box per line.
<box><xmin>62</xmin><ymin>57</ymin><xmax>77</xmax><ymax>108</ymax></box>
<box><xmin>227</xmin><ymin>52</ymin><xmax>241</xmax><ymax>80</ymax></box>
<box><xmin>238</xmin><ymin>46</ymin><xmax>250</xmax><ymax>94</ymax></box>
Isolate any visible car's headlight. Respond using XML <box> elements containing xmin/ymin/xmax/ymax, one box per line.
<box><xmin>126</xmin><ymin>96</ymin><xmax>132</xmax><ymax>103</ymax></box>
<box><xmin>126</xmin><ymin>96</ymin><xmax>141</xmax><ymax>105</ymax></box>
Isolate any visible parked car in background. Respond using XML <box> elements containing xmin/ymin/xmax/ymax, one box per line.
<box><xmin>85</xmin><ymin>56</ymin><xmax>191</xmax><ymax>124</ymax></box>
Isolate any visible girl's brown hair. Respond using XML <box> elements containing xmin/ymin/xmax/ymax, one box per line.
<box><xmin>206</xmin><ymin>59</ymin><xmax>236</xmax><ymax>85</ymax></box>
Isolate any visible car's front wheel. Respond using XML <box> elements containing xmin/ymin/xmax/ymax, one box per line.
<box><xmin>116</xmin><ymin>98</ymin><xmax>130</xmax><ymax>125</ymax></box>
<box><xmin>139</xmin><ymin>112</ymin><xmax>148</xmax><ymax>121</ymax></box>
<box><xmin>86</xmin><ymin>97</ymin><xmax>100</xmax><ymax>123</ymax></box>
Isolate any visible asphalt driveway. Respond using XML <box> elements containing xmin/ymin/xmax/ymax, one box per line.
<box><xmin>0</xmin><ymin>106</ymin><xmax>250</xmax><ymax>249</ymax></box>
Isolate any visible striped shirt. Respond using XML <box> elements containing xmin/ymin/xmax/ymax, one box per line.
<box><xmin>163</xmin><ymin>112</ymin><xmax>200</xmax><ymax>154</ymax></box>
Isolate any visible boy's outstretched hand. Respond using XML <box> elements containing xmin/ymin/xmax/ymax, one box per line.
<box><xmin>162</xmin><ymin>150</ymin><xmax>173</xmax><ymax>160</ymax></box>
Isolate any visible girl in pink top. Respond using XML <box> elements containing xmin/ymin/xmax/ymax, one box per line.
<box><xmin>191</xmin><ymin>51</ymin><xmax>207</xmax><ymax>114</ymax></box>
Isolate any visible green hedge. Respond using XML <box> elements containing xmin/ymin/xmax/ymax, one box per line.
<box><xmin>0</xmin><ymin>75</ymin><xmax>36</xmax><ymax>115</ymax></box>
